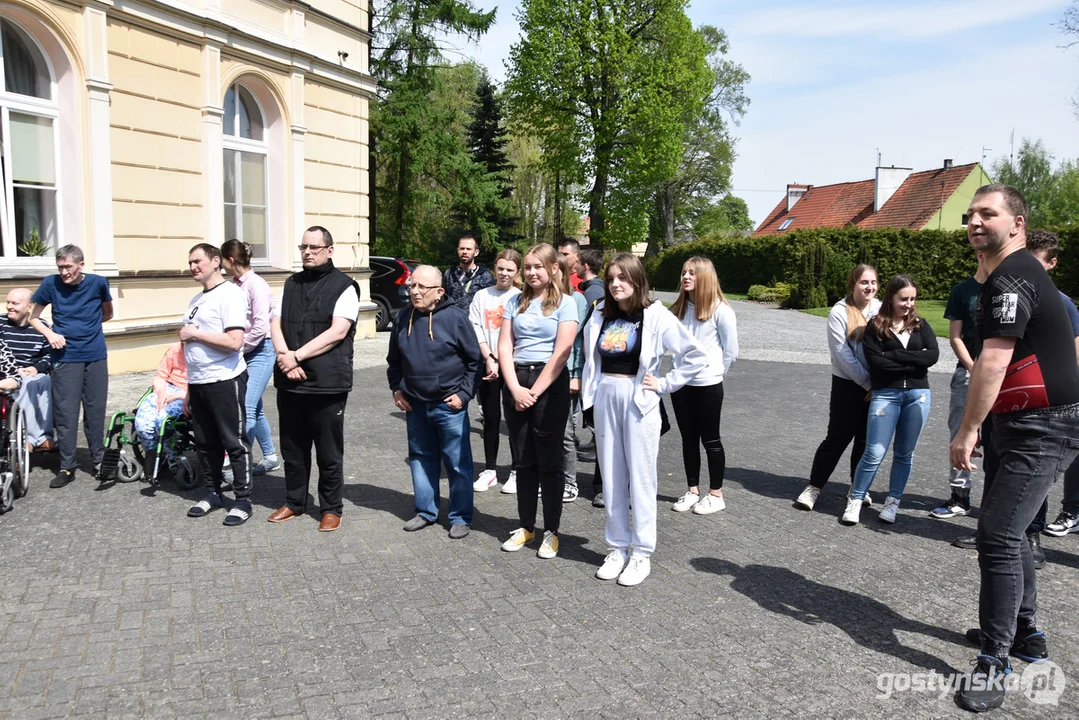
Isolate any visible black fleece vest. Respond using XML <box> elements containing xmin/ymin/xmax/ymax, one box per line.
<box><xmin>275</xmin><ymin>263</ymin><xmax>359</xmax><ymax>394</ymax></box>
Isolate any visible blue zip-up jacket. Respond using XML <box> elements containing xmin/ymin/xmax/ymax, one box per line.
<box><xmin>387</xmin><ymin>296</ymin><xmax>482</xmax><ymax>403</ymax></box>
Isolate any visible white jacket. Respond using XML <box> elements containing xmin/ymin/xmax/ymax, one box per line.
<box><xmin>581</xmin><ymin>301</ymin><xmax>709</xmax><ymax>415</ymax></box>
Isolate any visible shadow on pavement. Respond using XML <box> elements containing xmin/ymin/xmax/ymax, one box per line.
<box><xmin>690</xmin><ymin>557</ymin><xmax>966</xmax><ymax>674</ymax></box>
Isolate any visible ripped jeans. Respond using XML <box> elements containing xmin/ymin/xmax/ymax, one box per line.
<box><xmin>850</xmin><ymin>388</ymin><xmax>931</xmax><ymax>501</ymax></box>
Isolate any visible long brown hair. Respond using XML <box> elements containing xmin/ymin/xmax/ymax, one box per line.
<box><xmin>517</xmin><ymin>243</ymin><xmax>563</xmax><ymax>315</ymax></box>
<box><xmin>870</xmin><ymin>274</ymin><xmax>922</xmax><ymax>337</ymax></box>
<box><xmin>555</xmin><ymin>255</ymin><xmax>574</xmax><ymax>295</ymax></box>
<box><xmin>603</xmin><ymin>253</ymin><xmax>651</xmax><ymax>318</ymax></box>
<box><xmin>495</xmin><ymin>248</ymin><xmax>523</xmax><ymax>289</ymax></box>
<box><xmin>670</xmin><ymin>256</ymin><xmax>726</xmax><ymax>321</ymax></box>
<box><xmin>844</xmin><ymin>263</ymin><xmax>877</xmax><ymax>341</ymax></box>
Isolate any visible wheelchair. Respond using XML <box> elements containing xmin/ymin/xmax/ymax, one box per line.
<box><xmin>100</xmin><ymin>388</ymin><xmax>202</xmax><ymax>490</ymax></box>
<box><xmin>0</xmin><ymin>392</ymin><xmax>31</xmax><ymax>513</ymax></box>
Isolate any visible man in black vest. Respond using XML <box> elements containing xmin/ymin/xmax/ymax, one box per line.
<box><xmin>268</xmin><ymin>226</ymin><xmax>360</xmax><ymax>532</ymax></box>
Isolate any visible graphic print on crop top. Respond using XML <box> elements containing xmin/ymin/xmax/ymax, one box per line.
<box><xmin>598</xmin><ymin>311</ymin><xmax>643</xmax><ymax>375</ymax></box>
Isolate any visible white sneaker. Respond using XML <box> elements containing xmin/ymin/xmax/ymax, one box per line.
<box><xmin>840</xmin><ymin>496</ymin><xmax>862</xmax><ymax>525</ymax></box>
<box><xmin>501</xmin><ymin>471</ymin><xmax>517</xmax><ymax>494</ymax></box>
<box><xmin>562</xmin><ymin>485</ymin><xmax>579</xmax><ymax>503</ymax></box>
<box><xmin>617</xmin><ymin>556</ymin><xmax>651</xmax><ymax>586</ymax></box>
<box><xmin>850</xmin><ymin>485</ymin><xmax>873</xmax><ymax>507</ymax></box>
<box><xmin>474</xmin><ymin>469</ymin><xmax>498</xmax><ymax>492</ymax></box>
<box><xmin>537</xmin><ymin>531</ymin><xmax>559</xmax><ymax>559</ymax></box>
<box><xmin>692</xmin><ymin>493</ymin><xmax>725</xmax><ymax>515</ymax></box>
<box><xmin>795</xmin><ymin>485</ymin><xmax>820</xmax><ymax>511</ymax></box>
<box><xmin>879</xmin><ymin>496</ymin><xmax>901</xmax><ymax>523</ymax></box>
<box><xmin>595</xmin><ymin>549</ymin><xmax>628</xmax><ymax>580</ymax></box>
<box><xmin>672</xmin><ymin>490</ymin><xmax>700</xmax><ymax>513</ymax></box>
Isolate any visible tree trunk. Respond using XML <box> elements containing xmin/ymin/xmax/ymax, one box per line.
<box><xmin>553</xmin><ymin>171</ymin><xmax>562</xmax><ymax>240</ymax></box>
<box><xmin>589</xmin><ymin>161</ymin><xmax>609</xmax><ymax>248</ymax></box>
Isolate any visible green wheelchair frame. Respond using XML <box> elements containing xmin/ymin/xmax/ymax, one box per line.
<box><xmin>100</xmin><ymin>388</ymin><xmax>202</xmax><ymax>490</ymax></box>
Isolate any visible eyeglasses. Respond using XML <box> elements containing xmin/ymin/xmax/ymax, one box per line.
<box><xmin>298</xmin><ymin>244</ymin><xmax>329</xmax><ymax>252</ymax></box>
<box><xmin>411</xmin><ymin>283</ymin><xmax>439</xmax><ymax>293</ymax></box>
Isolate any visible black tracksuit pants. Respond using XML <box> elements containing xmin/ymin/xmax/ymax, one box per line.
<box><xmin>189</xmin><ymin>373</ymin><xmax>251</xmax><ymax>498</ymax></box>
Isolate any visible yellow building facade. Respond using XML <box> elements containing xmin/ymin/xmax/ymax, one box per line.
<box><xmin>0</xmin><ymin>0</ymin><xmax>377</xmax><ymax>372</ymax></box>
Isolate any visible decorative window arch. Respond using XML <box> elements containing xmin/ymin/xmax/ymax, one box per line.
<box><xmin>222</xmin><ymin>82</ymin><xmax>268</xmax><ymax>259</ymax></box>
<box><xmin>0</xmin><ymin>16</ymin><xmax>60</xmax><ymax>260</ymax></box>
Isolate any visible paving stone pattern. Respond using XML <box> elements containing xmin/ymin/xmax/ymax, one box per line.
<box><xmin>0</xmin><ymin>307</ymin><xmax>1074</xmax><ymax>718</ymax></box>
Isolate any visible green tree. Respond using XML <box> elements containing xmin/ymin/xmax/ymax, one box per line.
<box><xmin>458</xmin><ymin>78</ymin><xmax>517</xmax><ymax>247</ymax></box>
<box><xmin>992</xmin><ymin>138</ymin><xmax>1079</xmax><ymax>227</ymax></box>
<box><xmin>693</xmin><ymin>195</ymin><xmax>754</xmax><ymax>237</ymax></box>
<box><xmin>506</xmin><ymin>0</ymin><xmax>713</xmax><ymax>248</ymax></box>
<box><xmin>371</xmin><ymin>0</ymin><xmax>495</xmax><ymax>258</ymax></box>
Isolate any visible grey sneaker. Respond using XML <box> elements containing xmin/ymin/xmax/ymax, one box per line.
<box><xmin>592</xmin><ymin>492</ymin><xmax>605</xmax><ymax>508</ymax></box>
<box><xmin>252</xmin><ymin>454</ymin><xmax>280</xmax><ymax>476</ymax></box>
<box><xmin>403</xmin><ymin>515</ymin><xmax>434</xmax><ymax>532</ymax></box>
<box><xmin>448</xmin><ymin>524</ymin><xmax>470</xmax><ymax>540</ymax></box>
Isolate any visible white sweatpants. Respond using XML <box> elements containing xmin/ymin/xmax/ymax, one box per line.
<box><xmin>595</xmin><ymin>376</ymin><xmax>662</xmax><ymax>557</ymax></box>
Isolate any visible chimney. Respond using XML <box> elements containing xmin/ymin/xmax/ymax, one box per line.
<box><xmin>786</xmin><ymin>184</ymin><xmax>808</xmax><ymax>212</ymax></box>
<box><xmin>943</xmin><ymin>158</ymin><xmax>953</xmax><ymax>169</ymax></box>
<box><xmin>874</xmin><ymin>165</ymin><xmax>913</xmax><ymax>212</ymax></box>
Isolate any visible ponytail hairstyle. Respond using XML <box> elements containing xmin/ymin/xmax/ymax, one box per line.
<box><xmin>670</xmin><ymin>256</ymin><xmax>726</xmax><ymax>321</ymax></box>
<box><xmin>844</xmin><ymin>263</ymin><xmax>877</xmax><ymax>342</ymax></box>
<box><xmin>220</xmin><ymin>238</ymin><xmax>254</xmax><ymax>269</ymax></box>
<box><xmin>495</xmin><ymin>248</ymin><xmax>523</xmax><ymax>289</ymax></box>
<box><xmin>870</xmin><ymin>274</ymin><xmax>922</xmax><ymax>338</ymax></box>
<box><xmin>518</xmin><ymin>243</ymin><xmax>563</xmax><ymax>315</ymax></box>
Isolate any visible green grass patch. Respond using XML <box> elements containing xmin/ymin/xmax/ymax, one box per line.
<box><xmin>800</xmin><ymin>299</ymin><xmax>950</xmax><ymax>337</ymax></box>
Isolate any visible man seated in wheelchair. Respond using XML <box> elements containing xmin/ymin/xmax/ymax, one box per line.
<box><xmin>135</xmin><ymin>342</ymin><xmax>189</xmax><ymax>472</ymax></box>
<box><xmin>1</xmin><ymin>289</ymin><xmax>55</xmax><ymax>450</ymax></box>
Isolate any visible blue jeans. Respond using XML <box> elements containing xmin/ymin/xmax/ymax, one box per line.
<box><xmin>244</xmin><ymin>340</ymin><xmax>276</xmax><ymax>457</ymax></box>
<box><xmin>850</xmin><ymin>388</ymin><xmax>931</xmax><ymax>501</ymax></box>
<box><xmin>978</xmin><ymin>405</ymin><xmax>1079</xmax><ymax>658</ymax></box>
<box><xmin>406</xmin><ymin>399</ymin><xmax>474</xmax><ymax>525</ymax></box>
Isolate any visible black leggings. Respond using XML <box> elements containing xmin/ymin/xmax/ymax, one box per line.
<box><xmin>478</xmin><ymin>374</ymin><xmax>518</xmax><ymax>469</ymax></box>
<box><xmin>809</xmin><ymin>375</ymin><xmax>869</xmax><ymax>490</ymax></box>
<box><xmin>504</xmin><ymin>365</ymin><xmax>570</xmax><ymax>533</ymax></box>
<box><xmin>670</xmin><ymin>382</ymin><xmax>726</xmax><ymax>491</ymax></box>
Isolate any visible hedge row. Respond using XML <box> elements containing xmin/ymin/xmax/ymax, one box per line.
<box><xmin>644</xmin><ymin>227</ymin><xmax>1079</xmax><ymax>307</ymax></box>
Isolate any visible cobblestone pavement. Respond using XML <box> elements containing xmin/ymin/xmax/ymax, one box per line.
<box><xmin>0</xmin><ymin>320</ymin><xmax>1074</xmax><ymax>718</ymax></box>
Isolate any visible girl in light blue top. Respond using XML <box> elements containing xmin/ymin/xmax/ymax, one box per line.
<box><xmin>497</xmin><ymin>243</ymin><xmax>579</xmax><ymax>559</ymax></box>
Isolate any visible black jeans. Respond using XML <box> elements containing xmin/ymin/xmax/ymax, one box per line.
<box><xmin>278</xmin><ymin>390</ymin><xmax>348</xmax><ymax>516</ymax></box>
<box><xmin>188</xmin><ymin>373</ymin><xmax>251</xmax><ymax>498</ymax></box>
<box><xmin>981</xmin><ymin>419</ymin><xmax>1047</xmax><ymax>534</ymax></box>
<box><xmin>670</xmin><ymin>382</ymin><xmax>726</xmax><ymax>491</ymax></box>
<box><xmin>478</xmin><ymin>374</ymin><xmax>517</xmax><ymax>470</ymax></box>
<box><xmin>809</xmin><ymin>375</ymin><xmax>869</xmax><ymax>489</ymax></box>
<box><xmin>504</xmin><ymin>364</ymin><xmax>569</xmax><ymax>533</ymax></box>
<box><xmin>52</xmin><ymin>359</ymin><xmax>108</xmax><ymax>471</ymax></box>
<box><xmin>976</xmin><ymin>405</ymin><xmax>1079</xmax><ymax>658</ymax></box>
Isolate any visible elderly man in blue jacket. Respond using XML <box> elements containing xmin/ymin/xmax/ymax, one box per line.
<box><xmin>387</xmin><ymin>265</ymin><xmax>482</xmax><ymax>539</ymax></box>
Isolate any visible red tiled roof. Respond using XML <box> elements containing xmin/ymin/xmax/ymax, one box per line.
<box><xmin>753</xmin><ymin>162</ymin><xmax>981</xmax><ymax>236</ymax></box>
<box><xmin>753</xmin><ymin>180</ymin><xmax>875</xmax><ymax>236</ymax></box>
<box><xmin>857</xmin><ymin>163</ymin><xmax>978</xmax><ymax>230</ymax></box>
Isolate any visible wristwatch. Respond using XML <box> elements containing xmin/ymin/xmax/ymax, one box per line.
<box><xmin>488</xmin><ymin>353</ymin><xmax>497</xmax><ymax>361</ymax></box>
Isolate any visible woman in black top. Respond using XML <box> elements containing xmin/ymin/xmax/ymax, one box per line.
<box><xmin>841</xmin><ymin>275</ymin><xmax>939</xmax><ymax>526</ymax></box>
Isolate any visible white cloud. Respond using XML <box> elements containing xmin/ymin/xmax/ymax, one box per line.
<box><xmin>731</xmin><ymin>0</ymin><xmax>1066</xmax><ymax>40</ymax></box>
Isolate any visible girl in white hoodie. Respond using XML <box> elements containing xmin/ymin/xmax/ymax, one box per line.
<box><xmin>581</xmin><ymin>253</ymin><xmax>708</xmax><ymax>586</ymax></box>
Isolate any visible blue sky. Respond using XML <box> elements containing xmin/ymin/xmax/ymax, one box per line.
<box><xmin>452</xmin><ymin>0</ymin><xmax>1079</xmax><ymax>226</ymax></box>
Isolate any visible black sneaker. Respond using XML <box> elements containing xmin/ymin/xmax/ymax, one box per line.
<box><xmin>953</xmin><ymin>534</ymin><xmax>977</xmax><ymax>550</ymax></box>
<box><xmin>50</xmin><ymin>469</ymin><xmax>75</xmax><ymax>489</ymax></box>
<box><xmin>930</xmin><ymin>488</ymin><xmax>971</xmax><ymax>519</ymax></box>
<box><xmin>1028</xmin><ymin>532</ymin><xmax>1046</xmax><ymax>569</ymax></box>
<box><xmin>1044</xmin><ymin>511</ymin><xmax>1079</xmax><ymax>537</ymax></box>
<box><xmin>955</xmin><ymin>654</ymin><xmax>1011</xmax><ymax>712</ymax></box>
<box><xmin>965</xmin><ymin>627</ymin><xmax>1049</xmax><ymax>663</ymax></box>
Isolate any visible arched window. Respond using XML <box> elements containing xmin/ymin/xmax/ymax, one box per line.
<box><xmin>0</xmin><ymin>18</ymin><xmax>59</xmax><ymax>260</ymax></box>
<box><xmin>222</xmin><ymin>83</ymin><xmax>267</xmax><ymax>259</ymax></box>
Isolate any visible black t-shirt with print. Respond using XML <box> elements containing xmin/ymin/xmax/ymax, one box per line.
<box><xmin>975</xmin><ymin>249</ymin><xmax>1079</xmax><ymax>413</ymax></box>
<box><xmin>598</xmin><ymin>308</ymin><xmax>644</xmax><ymax>375</ymax></box>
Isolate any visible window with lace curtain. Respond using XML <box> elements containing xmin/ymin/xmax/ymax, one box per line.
<box><xmin>0</xmin><ymin>18</ymin><xmax>58</xmax><ymax>261</ymax></box>
<box><xmin>222</xmin><ymin>83</ymin><xmax>268</xmax><ymax>259</ymax></box>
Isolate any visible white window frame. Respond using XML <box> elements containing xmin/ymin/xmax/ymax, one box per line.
<box><xmin>0</xmin><ymin>17</ymin><xmax>61</xmax><ymax>264</ymax></box>
<box><xmin>222</xmin><ymin>82</ymin><xmax>269</xmax><ymax>263</ymax></box>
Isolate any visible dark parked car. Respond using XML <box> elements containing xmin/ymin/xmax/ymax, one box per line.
<box><xmin>369</xmin><ymin>256</ymin><xmax>413</xmax><ymax>331</ymax></box>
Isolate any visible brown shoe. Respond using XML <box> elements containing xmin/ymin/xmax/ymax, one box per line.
<box><xmin>33</xmin><ymin>439</ymin><xmax>55</xmax><ymax>453</ymax></box>
<box><xmin>318</xmin><ymin>513</ymin><xmax>341</xmax><ymax>532</ymax></box>
<box><xmin>267</xmin><ymin>505</ymin><xmax>302</xmax><ymax>523</ymax></box>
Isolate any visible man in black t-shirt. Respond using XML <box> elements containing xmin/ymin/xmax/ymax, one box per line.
<box><xmin>951</xmin><ymin>185</ymin><xmax>1079</xmax><ymax>712</ymax></box>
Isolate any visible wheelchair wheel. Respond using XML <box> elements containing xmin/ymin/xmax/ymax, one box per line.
<box><xmin>10</xmin><ymin>408</ymin><xmax>29</xmax><ymax>499</ymax></box>
<box><xmin>116</xmin><ymin>447</ymin><xmax>144</xmax><ymax>483</ymax></box>
<box><xmin>174</xmin><ymin>457</ymin><xmax>200</xmax><ymax>491</ymax></box>
<box><xmin>0</xmin><ymin>472</ymin><xmax>12</xmax><ymax>514</ymax></box>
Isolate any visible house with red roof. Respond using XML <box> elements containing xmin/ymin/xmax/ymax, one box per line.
<box><xmin>753</xmin><ymin>161</ymin><xmax>992</xmax><ymax>236</ymax></box>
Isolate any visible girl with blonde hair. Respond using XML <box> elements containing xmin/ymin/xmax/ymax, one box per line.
<box><xmin>497</xmin><ymin>243</ymin><xmax>579</xmax><ymax>559</ymax></box>
<box><xmin>796</xmin><ymin>264</ymin><xmax>881</xmax><ymax>511</ymax></box>
<box><xmin>668</xmin><ymin>257</ymin><xmax>739</xmax><ymax>514</ymax></box>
